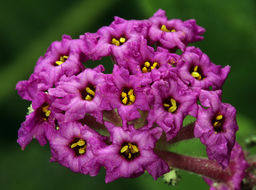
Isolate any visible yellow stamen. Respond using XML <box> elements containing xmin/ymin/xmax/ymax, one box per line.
<box><xmin>216</xmin><ymin>115</ymin><xmax>223</xmax><ymax>121</ymax></box>
<box><xmin>77</xmin><ymin>139</ymin><xmax>86</xmax><ymax>146</ymax></box>
<box><xmin>55</xmin><ymin>55</ymin><xmax>69</xmax><ymax>66</ymax></box>
<box><xmin>128</xmin><ymin>153</ymin><xmax>132</xmax><ymax>159</ymax></box>
<box><xmin>213</xmin><ymin>121</ymin><xmax>221</xmax><ymax>128</ymax></box>
<box><xmin>121</xmin><ymin>92</ymin><xmax>127</xmax><ymax>98</ymax></box>
<box><xmin>131</xmin><ymin>144</ymin><xmax>139</xmax><ymax>153</ymax></box>
<box><xmin>192</xmin><ymin>72</ymin><xmax>202</xmax><ymax>79</ymax></box>
<box><xmin>70</xmin><ymin>143</ymin><xmax>78</xmax><ymax>149</ymax></box>
<box><xmin>119</xmin><ymin>37</ymin><xmax>126</xmax><ymax>43</ymax></box>
<box><xmin>194</xmin><ymin>65</ymin><xmax>199</xmax><ymax>72</ymax></box>
<box><xmin>111</xmin><ymin>38</ymin><xmax>120</xmax><ymax>46</ymax></box>
<box><xmin>42</xmin><ymin>105</ymin><xmax>51</xmax><ymax>118</ymax></box>
<box><xmin>161</xmin><ymin>25</ymin><xmax>171</xmax><ymax>32</ymax></box>
<box><xmin>78</xmin><ymin>148</ymin><xmax>85</xmax><ymax>154</ymax></box>
<box><xmin>120</xmin><ymin>145</ymin><xmax>129</xmax><ymax>153</ymax></box>
<box><xmin>152</xmin><ymin>62</ymin><xmax>158</xmax><ymax>68</ymax></box>
<box><xmin>163</xmin><ymin>103</ymin><xmax>170</xmax><ymax>107</ymax></box>
<box><xmin>144</xmin><ymin>61</ymin><xmax>151</xmax><ymax>68</ymax></box>
<box><xmin>122</xmin><ymin>96</ymin><xmax>128</xmax><ymax>105</ymax></box>
<box><xmin>170</xmin><ymin>98</ymin><xmax>177</xmax><ymax>107</ymax></box>
<box><xmin>129</xmin><ymin>94</ymin><xmax>136</xmax><ymax>103</ymax></box>
<box><xmin>168</xmin><ymin>106</ymin><xmax>177</xmax><ymax>113</ymax></box>
<box><xmin>170</xmin><ymin>29</ymin><xmax>176</xmax><ymax>32</ymax></box>
<box><xmin>128</xmin><ymin>89</ymin><xmax>134</xmax><ymax>96</ymax></box>
<box><xmin>55</xmin><ymin>61</ymin><xmax>63</xmax><ymax>66</ymax></box>
<box><xmin>85</xmin><ymin>95</ymin><xmax>92</xmax><ymax>101</ymax></box>
<box><xmin>86</xmin><ymin>87</ymin><xmax>95</xmax><ymax>96</ymax></box>
<box><xmin>142</xmin><ymin>67</ymin><xmax>148</xmax><ymax>73</ymax></box>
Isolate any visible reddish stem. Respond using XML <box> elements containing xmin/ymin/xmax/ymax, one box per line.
<box><xmin>156</xmin><ymin>150</ymin><xmax>232</xmax><ymax>182</ymax></box>
<box><xmin>168</xmin><ymin>123</ymin><xmax>195</xmax><ymax>144</ymax></box>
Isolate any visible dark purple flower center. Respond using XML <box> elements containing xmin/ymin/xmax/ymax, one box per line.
<box><xmin>141</xmin><ymin>61</ymin><xmax>159</xmax><ymax>73</ymax></box>
<box><xmin>212</xmin><ymin>114</ymin><xmax>224</xmax><ymax>133</ymax></box>
<box><xmin>190</xmin><ymin>65</ymin><xmax>205</xmax><ymax>80</ymax></box>
<box><xmin>80</xmin><ymin>83</ymin><xmax>96</xmax><ymax>101</ymax></box>
<box><xmin>119</xmin><ymin>142</ymin><xmax>140</xmax><ymax>161</ymax></box>
<box><xmin>111</xmin><ymin>36</ymin><xmax>127</xmax><ymax>46</ymax></box>
<box><xmin>38</xmin><ymin>103</ymin><xmax>51</xmax><ymax>121</ymax></box>
<box><xmin>168</xmin><ymin>58</ymin><xmax>177</xmax><ymax>67</ymax></box>
<box><xmin>69</xmin><ymin>138</ymin><xmax>87</xmax><ymax>156</ymax></box>
<box><xmin>160</xmin><ymin>24</ymin><xmax>176</xmax><ymax>32</ymax></box>
<box><xmin>163</xmin><ymin>97</ymin><xmax>179</xmax><ymax>113</ymax></box>
<box><xmin>54</xmin><ymin>119</ymin><xmax>60</xmax><ymax>130</ymax></box>
<box><xmin>120</xmin><ymin>87</ymin><xmax>136</xmax><ymax>105</ymax></box>
<box><xmin>54</xmin><ymin>55</ymin><xmax>69</xmax><ymax>66</ymax></box>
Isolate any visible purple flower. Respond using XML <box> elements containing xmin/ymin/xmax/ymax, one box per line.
<box><xmin>123</xmin><ymin>39</ymin><xmax>180</xmax><ymax>83</ymax></box>
<box><xmin>194</xmin><ymin>90</ymin><xmax>238</xmax><ymax>168</ymax></box>
<box><xmin>17</xmin><ymin>92</ymin><xmax>55</xmax><ymax>149</ymax></box>
<box><xmin>204</xmin><ymin>143</ymin><xmax>249</xmax><ymax>190</ymax></box>
<box><xmin>49</xmin><ymin>68</ymin><xmax>106</xmax><ymax>122</ymax></box>
<box><xmin>97</xmin><ymin>122</ymin><xmax>170</xmax><ymax>183</ymax></box>
<box><xmin>178</xmin><ymin>46</ymin><xmax>230</xmax><ymax>90</ymax></box>
<box><xmin>90</xmin><ymin>18</ymin><xmax>150</xmax><ymax>61</ymax></box>
<box><xmin>102</xmin><ymin>65</ymin><xmax>150</xmax><ymax>122</ymax></box>
<box><xmin>16</xmin><ymin>35</ymin><xmax>86</xmax><ymax>101</ymax></box>
<box><xmin>48</xmin><ymin>121</ymin><xmax>106</xmax><ymax>176</ymax></box>
<box><xmin>16</xmin><ymin>73</ymin><xmax>43</xmax><ymax>101</ymax></box>
<box><xmin>148</xmin><ymin>9</ymin><xmax>205</xmax><ymax>51</ymax></box>
<box><xmin>147</xmin><ymin>77</ymin><xmax>198</xmax><ymax>140</ymax></box>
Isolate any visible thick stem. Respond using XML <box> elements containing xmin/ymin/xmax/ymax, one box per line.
<box><xmin>156</xmin><ymin>150</ymin><xmax>232</xmax><ymax>182</ymax></box>
<box><xmin>168</xmin><ymin>123</ymin><xmax>195</xmax><ymax>144</ymax></box>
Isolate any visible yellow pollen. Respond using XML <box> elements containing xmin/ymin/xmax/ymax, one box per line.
<box><xmin>163</xmin><ymin>103</ymin><xmax>170</xmax><ymax>107</ymax></box>
<box><xmin>170</xmin><ymin>29</ymin><xmax>176</xmax><ymax>32</ymax></box>
<box><xmin>163</xmin><ymin>98</ymin><xmax>178</xmax><ymax>113</ymax></box>
<box><xmin>120</xmin><ymin>145</ymin><xmax>128</xmax><ymax>153</ymax></box>
<box><xmin>152</xmin><ymin>62</ymin><xmax>158</xmax><ymax>68</ymax></box>
<box><xmin>70</xmin><ymin>139</ymin><xmax>87</xmax><ymax>155</ymax></box>
<box><xmin>142</xmin><ymin>67</ymin><xmax>148</xmax><ymax>73</ymax></box>
<box><xmin>170</xmin><ymin>98</ymin><xmax>177</xmax><ymax>106</ymax></box>
<box><xmin>131</xmin><ymin>144</ymin><xmax>139</xmax><ymax>153</ymax></box>
<box><xmin>192</xmin><ymin>72</ymin><xmax>202</xmax><ymax>80</ymax></box>
<box><xmin>85</xmin><ymin>95</ymin><xmax>92</xmax><ymax>101</ymax></box>
<box><xmin>168</xmin><ymin>106</ymin><xmax>177</xmax><ymax>113</ymax></box>
<box><xmin>111</xmin><ymin>38</ymin><xmax>120</xmax><ymax>46</ymax></box>
<box><xmin>71</xmin><ymin>142</ymin><xmax>78</xmax><ymax>149</ymax></box>
<box><xmin>121</xmin><ymin>88</ymin><xmax>136</xmax><ymax>105</ymax></box>
<box><xmin>120</xmin><ymin>142</ymin><xmax>139</xmax><ymax>160</ymax></box>
<box><xmin>77</xmin><ymin>139</ymin><xmax>86</xmax><ymax>146</ymax></box>
<box><xmin>161</xmin><ymin>25</ymin><xmax>171</xmax><ymax>32</ymax></box>
<box><xmin>78</xmin><ymin>148</ymin><xmax>85</xmax><ymax>154</ymax></box>
<box><xmin>121</xmin><ymin>92</ymin><xmax>127</xmax><ymax>98</ymax></box>
<box><xmin>128</xmin><ymin>89</ymin><xmax>134</xmax><ymax>96</ymax></box>
<box><xmin>119</xmin><ymin>37</ymin><xmax>126</xmax><ymax>43</ymax></box>
<box><xmin>213</xmin><ymin>114</ymin><xmax>224</xmax><ymax>132</ymax></box>
<box><xmin>194</xmin><ymin>65</ymin><xmax>199</xmax><ymax>72</ymax></box>
<box><xmin>86</xmin><ymin>87</ymin><xmax>95</xmax><ymax>96</ymax></box>
<box><xmin>144</xmin><ymin>61</ymin><xmax>151</xmax><ymax>68</ymax></box>
<box><xmin>55</xmin><ymin>55</ymin><xmax>68</xmax><ymax>66</ymax></box>
<box><xmin>142</xmin><ymin>61</ymin><xmax>159</xmax><ymax>73</ymax></box>
<box><xmin>42</xmin><ymin>105</ymin><xmax>51</xmax><ymax>118</ymax></box>
<box><xmin>216</xmin><ymin>114</ymin><xmax>223</xmax><ymax>120</ymax></box>
<box><xmin>129</xmin><ymin>94</ymin><xmax>136</xmax><ymax>103</ymax></box>
<box><xmin>122</xmin><ymin>96</ymin><xmax>128</xmax><ymax>105</ymax></box>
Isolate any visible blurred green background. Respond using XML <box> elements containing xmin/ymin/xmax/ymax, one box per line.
<box><xmin>1</xmin><ymin>0</ymin><xmax>256</xmax><ymax>189</ymax></box>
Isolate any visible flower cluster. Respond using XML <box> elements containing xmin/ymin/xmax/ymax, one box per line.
<box><xmin>16</xmin><ymin>9</ymin><xmax>252</xmax><ymax>188</ymax></box>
